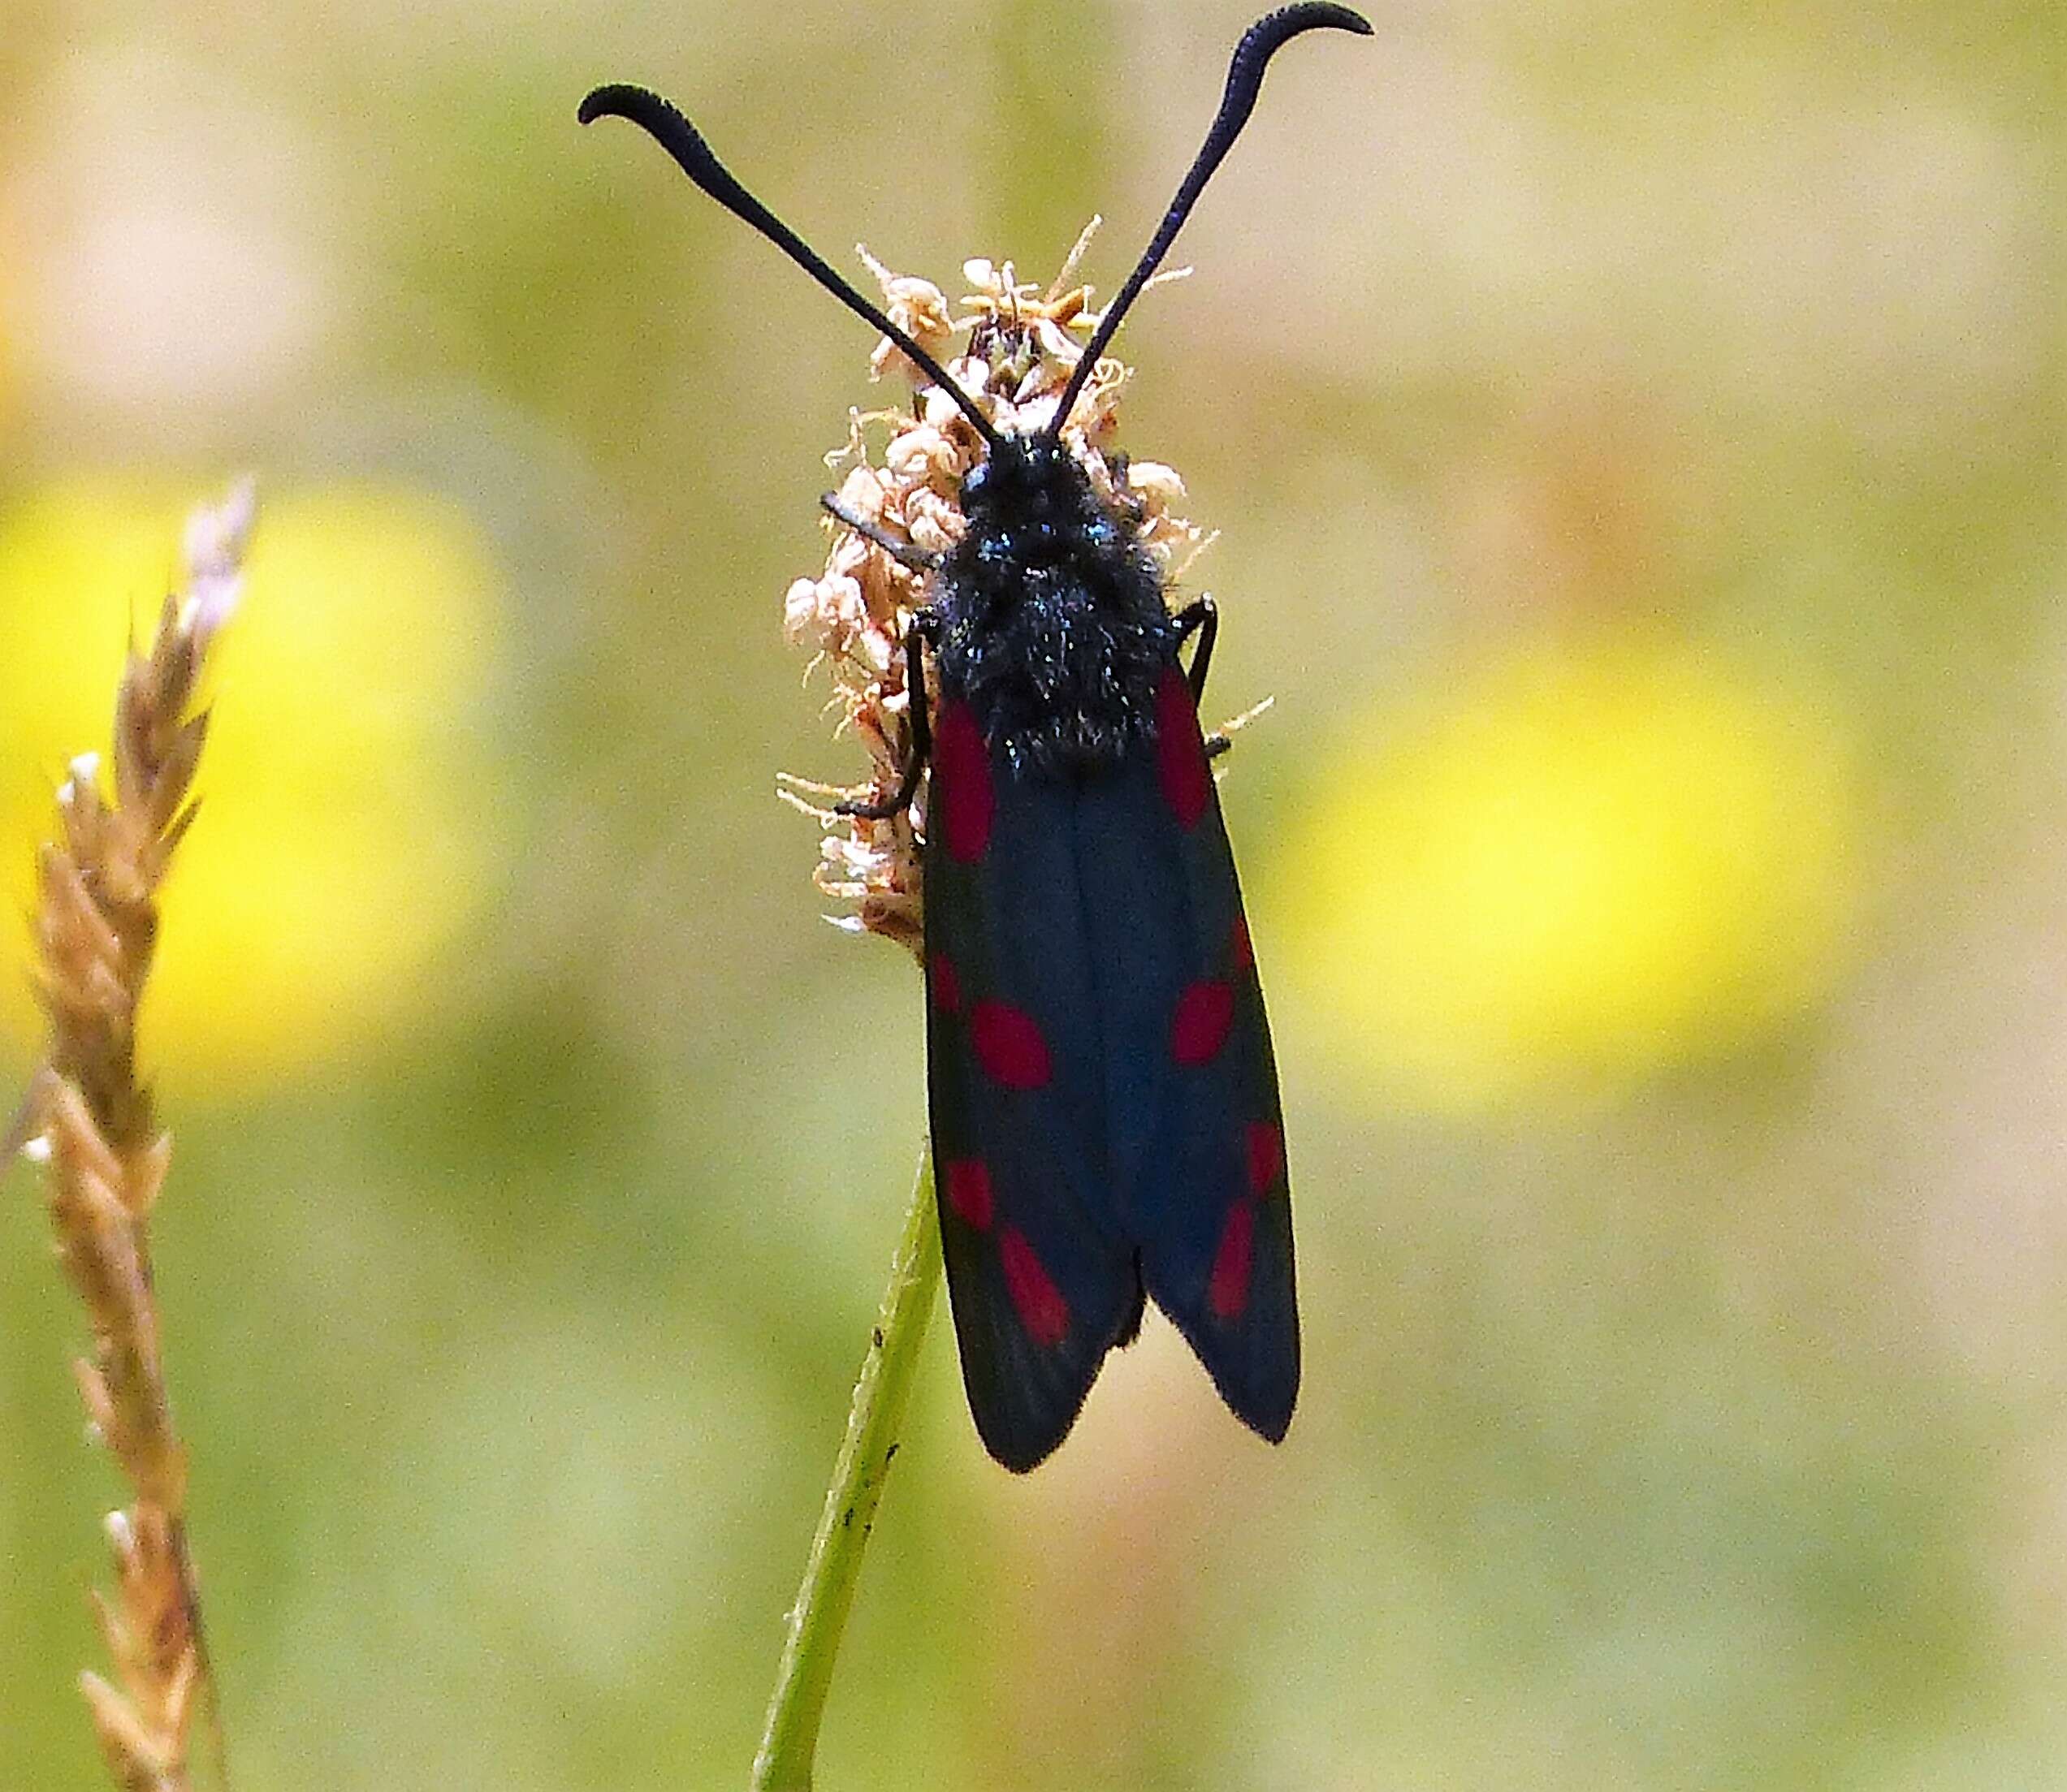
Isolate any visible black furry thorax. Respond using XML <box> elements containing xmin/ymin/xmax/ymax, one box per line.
<box><xmin>932</xmin><ymin>434</ymin><xmax>1178</xmax><ymax>776</ymax></box>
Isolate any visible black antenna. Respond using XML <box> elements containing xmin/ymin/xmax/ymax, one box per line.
<box><xmin>1047</xmin><ymin>3</ymin><xmax>1373</xmax><ymax>438</ymax></box>
<box><xmin>578</xmin><ymin>84</ymin><xmax>1004</xmax><ymax>450</ymax></box>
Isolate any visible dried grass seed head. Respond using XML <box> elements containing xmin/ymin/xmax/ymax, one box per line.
<box><xmin>783</xmin><ymin>231</ymin><xmax>1209</xmax><ymax>949</ymax></box>
<box><xmin>17</xmin><ymin>479</ymin><xmax>249</xmax><ymax>1792</ymax></box>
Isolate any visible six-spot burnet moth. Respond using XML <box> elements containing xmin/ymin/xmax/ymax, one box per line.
<box><xmin>582</xmin><ymin>3</ymin><xmax>1371</xmax><ymax>1470</ymax></box>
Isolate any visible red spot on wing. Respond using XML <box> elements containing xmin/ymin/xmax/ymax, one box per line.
<box><xmin>932</xmin><ymin>702</ymin><xmax>994</xmax><ymax>862</ymax></box>
<box><xmin>999</xmin><ymin>1227</ymin><xmax>1070</xmax><ymax>1347</ymax></box>
<box><xmin>1246</xmin><ymin>1121</ymin><xmax>1284</xmax><ymax>1197</ymax></box>
<box><xmin>971</xmin><ymin>1000</ymin><xmax>1053</xmax><ymax>1090</ymax></box>
<box><xmin>943</xmin><ymin>1158</ymin><xmax>994</xmax><ymax>1231</ymax></box>
<box><xmin>1155</xmin><ymin>667</ymin><xmax>1212</xmax><ymax>829</ymax></box>
<box><xmin>1170</xmin><ymin>979</ymin><xmax>1235</xmax><ymax>1067</ymax></box>
<box><xmin>930</xmin><ymin>954</ymin><xmax>962</xmax><ymax>1014</ymax></box>
<box><xmin>1230</xmin><ymin>915</ymin><xmax>1254</xmax><ymax>973</ymax></box>
<box><xmin>1209</xmin><ymin>1201</ymin><xmax>1256</xmax><ymax>1319</ymax></box>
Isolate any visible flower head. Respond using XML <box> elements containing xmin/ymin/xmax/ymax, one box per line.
<box><xmin>780</xmin><ymin>228</ymin><xmax>1206</xmax><ymax>950</ymax></box>
<box><xmin>1267</xmin><ymin>634</ymin><xmax>1861</xmax><ymax>1109</ymax></box>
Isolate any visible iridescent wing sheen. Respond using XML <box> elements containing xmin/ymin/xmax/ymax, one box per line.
<box><xmin>923</xmin><ymin>698</ymin><xmax>1144</xmax><ymax>1473</ymax></box>
<box><xmin>921</xmin><ymin>673</ymin><xmax>1297</xmax><ymax>1470</ymax></box>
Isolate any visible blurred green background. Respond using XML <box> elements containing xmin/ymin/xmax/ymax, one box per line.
<box><xmin>1</xmin><ymin>2</ymin><xmax>2060</xmax><ymax>1786</ymax></box>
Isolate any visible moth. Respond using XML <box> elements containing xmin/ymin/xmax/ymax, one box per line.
<box><xmin>582</xmin><ymin>2</ymin><xmax>1370</xmax><ymax>1469</ymax></box>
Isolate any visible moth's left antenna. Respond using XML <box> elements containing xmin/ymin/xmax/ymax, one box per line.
<box><xmin>579</xmin><ymin>84</ymin><xmax>1003</xmax><ymax>451</ymax></box>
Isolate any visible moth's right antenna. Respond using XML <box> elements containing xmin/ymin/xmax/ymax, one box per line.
<box><xmin>1046</xmin><ymin>4</ymin><xmax>1373</xmax><ymax>438</ymax></box>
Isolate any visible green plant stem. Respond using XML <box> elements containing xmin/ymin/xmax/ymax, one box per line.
<box><xmin>750</xmin><ymin>1143</ymin><xmax>941</xmax><ymax>1792</ymax></box>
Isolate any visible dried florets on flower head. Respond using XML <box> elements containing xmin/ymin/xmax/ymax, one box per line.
<box><xmin>779</xmin><ymin>229</ymin><xmax>1209</xmax><ymax>953</ymax></box>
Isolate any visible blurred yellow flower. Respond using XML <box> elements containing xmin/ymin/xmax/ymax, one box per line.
<box><xmin>1266</xmin><ymin>634</ymin><xmax>1859</xmax><ymax>1112</ymax></box>
<box><xmin>0</xmin><ymin>480</ymin><xmax>504</xmax><ymax>1091</ymax></box>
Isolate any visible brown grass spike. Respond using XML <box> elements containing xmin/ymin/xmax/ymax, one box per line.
<box><xmin>19</xmin><ymin>478</ymin><xmax>254</xmax><ymax>1792</ymax></box>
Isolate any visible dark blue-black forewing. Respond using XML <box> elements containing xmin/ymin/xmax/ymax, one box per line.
<box><xmin>922</xmin><ymin>698</ymin><xmax>1144</xmax><ymax>1472</ymax></box>
<box><xmin>1074</xmin><ymin>666</ymin><xmax>1299</xmax><ymax>1441</ymax></box>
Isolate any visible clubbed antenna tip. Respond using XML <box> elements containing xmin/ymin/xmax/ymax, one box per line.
<box><xmin>1049</xmin><ymin>3</ymin><xmax>1373</xmax><ymax>435</ymax></box>
<box><xmin>578</xmin><ymin>83</ymin><xmax>1003</xmax><ymax>449</ymax></box>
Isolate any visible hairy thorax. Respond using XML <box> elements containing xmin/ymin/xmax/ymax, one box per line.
<box><xmin>933</xmin><ymin>436</ymin><xmax>1178</xmax><ymax>776</ymax></box>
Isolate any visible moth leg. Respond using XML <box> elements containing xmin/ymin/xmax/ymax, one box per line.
<box><xmin>836</xmin><ymin>612</ymin><xmax>939</xmax><ymax>820</ymax></box>
<box><xmin>820</xmin><ymin>493</ymin><xmax>942</xmax><ymax>575</ymax></box>
<box><xmin>1173</xmin><ymin>596</ymin><xmax>1218</xmax><ymax>705</ymax></box>
<box><xmin>1172</xmin><ymin>597</ymin><xmax>1231</xmax><ymax>754</ymax></box>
